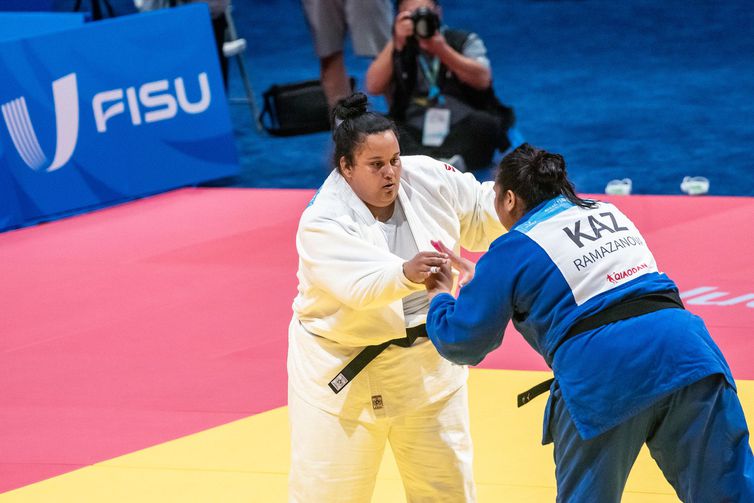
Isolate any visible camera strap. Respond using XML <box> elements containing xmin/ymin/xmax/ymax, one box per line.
<box><xmin>418</xmin><ymin>54</ymin><xmax>444</xmax><ymax>105</ymax></box>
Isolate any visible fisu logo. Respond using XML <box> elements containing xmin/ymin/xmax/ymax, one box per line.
<box><xmin>1</xmin><ymin>73</ymin><xmax>79</xmax><ymax>173</ymax></box>
<box><xmin>1</xmin><ymin>72</ymin><xmax>212</xmax><ymax>173</ymax></box>
<box><xmin>92</xmin><ymin>72</ymin><xmax>211</xmax><ymax>133</ymax></box>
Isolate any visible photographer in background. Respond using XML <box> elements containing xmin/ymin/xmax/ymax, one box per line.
<box><xmin>366</xmin><ymin>0</ymin><xmax>515</xmax><ymax>172</ymax></box>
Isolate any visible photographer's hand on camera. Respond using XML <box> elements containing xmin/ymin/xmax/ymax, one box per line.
<box><xmin>366</xmin><ymin>11</ymin><xmax>412</xmax><ymax>95</ymax></box>
<box><xmin>393</xmin><ymin>10</ymin><xmax>415</xmax><ymax>52</ymax></box>
<box><xmin>366</xmin><ymin>0</ymin><xmax>490</xmax><ymax>95</ymax></box>
<box><xmin>417</xmin><ymin>31</ymin><xmax>449</xmax><ymax>58</ymax></box>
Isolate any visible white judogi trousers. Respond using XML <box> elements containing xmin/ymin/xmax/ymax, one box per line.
<box><xmin>288</xmin><ymin>384</ymin><xmax>476</xmax><ymax>503</ymax></box>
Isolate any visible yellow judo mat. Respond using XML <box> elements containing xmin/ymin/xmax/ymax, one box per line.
<box><xmin>3</xmin><ymin>369</ymin><xmax>753</xmax><ymax>502</ymax></box>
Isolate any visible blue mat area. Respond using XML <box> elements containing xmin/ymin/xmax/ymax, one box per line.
<box><xmin>223</xmin><ymin>0</ymin><xmax>754</xmax><ymax>196</ymax></box>
<box><xmin>52</xmin><ymin>0</ymin><xmax>754</xmax><ymax>196</ymax></box>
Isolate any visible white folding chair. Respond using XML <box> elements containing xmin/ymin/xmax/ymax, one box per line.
<box><xmin>223</xmin><ymin>3</ymin><xmax>263</xmax><ymax>132</ymax></box>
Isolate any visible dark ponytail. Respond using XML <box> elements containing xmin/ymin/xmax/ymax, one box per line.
<box><xmin>495</xmin><ymin>143</ymin><xmax>595</xmax><ymax>211</ymax></box>
<box><xmin>331</xmin><ymin>93</ymin><xmax>399</xmax><ymax>172</ymax></box>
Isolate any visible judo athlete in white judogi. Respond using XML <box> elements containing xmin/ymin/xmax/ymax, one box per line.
<box><xmin>287</xmin><ymin>93</ymin><xmax>504</xmax><ymax>502</ymax></box>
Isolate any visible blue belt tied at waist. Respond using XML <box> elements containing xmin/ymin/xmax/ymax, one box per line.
<box><xmin>328</xmin><ymin>324</ymin><xmax>428</xmax><ymax>394</ymax></box>
<box><xmin>517</xmin><ymin>290</ymin><xmax>685</xmax><ymax>407</ymax></box>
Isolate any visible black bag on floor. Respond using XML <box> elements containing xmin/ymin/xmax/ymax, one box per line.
<box><xmin>259</xmin><ymin>78</ymin><xmax>355</xmax><ymax>136</ymax></box>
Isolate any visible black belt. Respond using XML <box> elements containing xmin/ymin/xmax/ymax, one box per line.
<box><xmin>328</xmin><ymin>324</ymin><xmax>428</xmax><ymax>393</ymax></box>
<box><xmin>517</xmin><ymin>290</ymin><xmax>685</xmax><ymax>407</ymax></box>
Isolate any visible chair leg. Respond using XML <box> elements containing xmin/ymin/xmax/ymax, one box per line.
<box><xmin>224</xmin><ymin>5</ymin><xmax>263</xmax><ymax>132</ymax></box>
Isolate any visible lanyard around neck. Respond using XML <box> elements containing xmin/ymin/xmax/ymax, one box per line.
<box><xmin>417</xmin><ymin>54</ymin><xmax>445</xmax><ymax>105</ymax></box>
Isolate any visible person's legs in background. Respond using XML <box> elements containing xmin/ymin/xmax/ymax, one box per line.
<box><xmin>301</xmin><ymin>0</ymin><xmax>349</xmax><ymax>108</ymax></box>
<box><xmin>439</xmin><ymin>110</ymin><xmax>501</xmax><ymax>170</ymax></box>
<box><xmin>344</xmin><ymin>0</ymin><xmax>392</xmax><ymax>59</ymax></box>
<box><xmin>320</xmin><ymin>51</ymin><xmax>351</xmax><ymax>109</ymax></box>
<box><xmin>302</xmin><ymin>0</ymin><xmax>392</xmax><ymax>107</ymax></box>
<box><xmin>395</xmin><ymin>110</ymin><xmax>501</xmax><ymax>172</ymax></box>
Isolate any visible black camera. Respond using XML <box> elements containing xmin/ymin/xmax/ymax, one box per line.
<box><xmin>411</xmin><ymin>7</ymin><xmax>440</xmax><ymax>39</ymax></box>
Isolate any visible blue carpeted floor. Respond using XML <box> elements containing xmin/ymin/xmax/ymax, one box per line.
<box><xmin>61</xmin><ymin>0</ymin><xmax>754</xmax><ymax>196</ymax></box>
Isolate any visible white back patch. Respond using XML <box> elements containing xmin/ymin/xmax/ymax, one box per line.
<box><xmin>523</xmin><ymin>201</ymin><xmax>658</xmax><ymax>305</ymax></box>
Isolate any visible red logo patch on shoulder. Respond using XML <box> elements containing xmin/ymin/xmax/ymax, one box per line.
<box><xmin>443</xmin><ymin>163</ymin><xmax>457</xmax><ymax>172</ymax></box>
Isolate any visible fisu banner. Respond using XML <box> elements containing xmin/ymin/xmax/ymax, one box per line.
<box><xmin>0</xmin><ymin>5</ymin><xmax>239</xmax><ymax>231</ymax></box>
<box><xmin>0</xmin><ymin>12</ymin><xmax>85</xmax><ymax>43</ymax></box>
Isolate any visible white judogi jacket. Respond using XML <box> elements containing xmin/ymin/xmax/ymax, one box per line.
<box><xmin>288</xmin><ymin>156</ymin><xmax>505</xmax><ymax>418</ymax></box>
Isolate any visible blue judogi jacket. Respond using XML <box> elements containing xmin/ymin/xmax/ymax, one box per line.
<box><xmin>427</xmin><ymin>196</ymin><xmax>734</xmax><ymax>441</ymax></box>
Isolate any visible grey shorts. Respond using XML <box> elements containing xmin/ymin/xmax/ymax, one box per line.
<box><xmin>301</xmin><ymin>0</ymin><xmax>393</xmax><ymax>58</ymax></box>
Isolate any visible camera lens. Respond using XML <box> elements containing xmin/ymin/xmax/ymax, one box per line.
<box><xmin>415</xmin><ymin>19</ymin><xmax>432</xmax><ymax>38</ymax></box>
<box><xmin>411</xmin><ymin>7</ymin><xmax>439</xmax><ymax>39</ymax></box>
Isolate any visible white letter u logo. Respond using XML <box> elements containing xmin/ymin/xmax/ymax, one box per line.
<box><xmin>1</xmin><ymin>73</ymin><xmax>79</xmax><ymax>172</ymax></box>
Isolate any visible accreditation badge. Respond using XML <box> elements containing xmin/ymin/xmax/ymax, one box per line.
<box><xmin>421</xmin><ymin>107</ymin><xmax>451</xmax><ymax>147</ymax></box>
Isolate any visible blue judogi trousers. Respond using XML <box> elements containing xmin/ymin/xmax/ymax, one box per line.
<box><xmin>549</xmin><ymin>374</ymin><xmax>754</xmax><ymax>502</ymax></box>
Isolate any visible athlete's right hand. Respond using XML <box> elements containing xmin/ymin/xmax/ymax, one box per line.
<box><xmin>403</xmin><ymin>251</ymin><xmax>448</xmax><ymax>284</ymax></box>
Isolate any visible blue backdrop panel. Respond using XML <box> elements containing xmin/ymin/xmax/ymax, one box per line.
<box><xmin>0</xmin><ymin>13</ymin><xmax>85</xmax><ymax>42</ymax></box>
<box><xmin>0</xmin><ymin>4</ymin><xmax>238</xmax><ymax>231</ymax></box>
<box><xmin>0</xmin><ymin>0</ymin><xmax>54</xmax><ymax>11</ymax></box>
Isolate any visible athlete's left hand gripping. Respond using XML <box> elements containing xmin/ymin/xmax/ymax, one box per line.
<box><xmin>431</xmin><ymin>240</ymin><xmax>476</xmax><ymax>288</ymax></box>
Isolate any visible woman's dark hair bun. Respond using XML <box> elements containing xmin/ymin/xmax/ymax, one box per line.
<box><xmin>533</xmin><ymin>152</ymin><xmax>566</xmax><ymax>186</ymax></box>
<box><xmin>495</xmin><ymin>143</ymin><xmax>596</xmax><ymax>211</ymax></box>
<box><xmin>333</xmin><ymin>92</ymin><xmax>369</xmax><ymax>122</ymax></box>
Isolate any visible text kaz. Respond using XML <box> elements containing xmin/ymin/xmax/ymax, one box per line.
<box><xmin>563</xmin><ymin>211</ymin><xmax>628</xmax><ymax>248</ymax></box>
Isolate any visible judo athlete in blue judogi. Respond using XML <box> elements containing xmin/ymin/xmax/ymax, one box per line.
<box><xmin>425</xmin><ymin>143</ymin><xmax>754</xmax><ymax>502</ymax></box>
